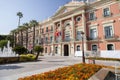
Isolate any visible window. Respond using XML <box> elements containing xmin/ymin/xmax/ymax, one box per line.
<box><xmin>46</xmin><ymin>27</ymin><xmax>48</xmax><ymax>32</ymax></box>
<box><xmin>65</xmin><ymin>31</ymin><xmax>70</xmax><ymax>41</ymax></box>
<box><xmin>50</xmin><ymin>36</ymin><xmax>53</xmax><ymax>42</ymax></box>
<box><xmin>76</xmin><ymin>16</ymin><xmax>81</xmax><ymax>22</ymax></box>
<box><xmin>103</xmin><ymin>8</ymin><xmax>110</xmax><ymax>17</ymax></box>
<box><xmin>92</xmin><ymin>45</ymin><xmax>97</xmax><ymax>51</ymax></box>
<box><xmin>90</xmin><ymin>28</ymin><xmax>97</xmax><ymax>40</ymax></box>
<box><xmin>45</xmin><ymin>47</ymin><xmax>47</xmax><ymax>53</ymax></box>
<box><xmin>89</xmin><ymin>12</ymin><xmax>95</xmax><ymax>20</ymax></box>
<box><xmin>107</xmin><ymin>44</ymin><xmax>114</xmax><ymax>50</ymax></box>
<box><xmin>46</xmin><ymin>37</ymin><xmax>48</xmax><ymax>42</ymax></box>
<box><xmin>76</xmin><ymin>31</ymin><xmax>82</xmax><ymax>40</ymax></box>
<box><xmin>42</xmin><ymin>29</ymin><xmax>44</xmax><ymax>33</ymax></box>
<box><xmin>55</xmin><ymin>47</ymin><xmax>58</xmax><ymax>54</ymax></box>
<box><xmin>104</xmin><ymin>26</ymin><xmax>113</xmax><ymax>39</ymax></box>
<box><xmin>77</xmin><ymin>45</ymin><xmax>80</xmax><ymax>51</ymax></box>
<box><xmin>51</xmin><ymin>26</ymin><xmax>53</xmax><ymax>31</ymax></box>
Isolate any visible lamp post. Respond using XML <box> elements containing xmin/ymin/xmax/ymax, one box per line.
<box><xmin>81</xmin><ymin>31</ymin><xmax>85</xmax><ymax>63</ymax></box>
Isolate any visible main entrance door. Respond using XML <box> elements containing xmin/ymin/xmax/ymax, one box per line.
<box><xmin>64</xmin><ymin>45</ymin><xmax>69</xmax><ymax>56</ymax></box>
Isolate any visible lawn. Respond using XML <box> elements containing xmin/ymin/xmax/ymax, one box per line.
<box><xmin>18</xmin><ymin>63</ymin><xmax>103</xmax><ymax>80</ymax></box>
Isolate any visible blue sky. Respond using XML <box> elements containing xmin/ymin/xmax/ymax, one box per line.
<box><xmin>0</xmin><ymin>0</ymin><xmax>71</xmax><ymax>35</ymax></box>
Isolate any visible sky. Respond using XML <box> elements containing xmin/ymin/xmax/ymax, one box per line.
<box><xmin>0</xmin><ymin>0</ymin><xmax>71</xmax><ymax>35</ymax></box>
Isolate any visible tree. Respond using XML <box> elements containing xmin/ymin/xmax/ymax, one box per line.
<box><xmin>17</xmin><ymin>12</ymin><xmax>23</xmax><ymax>27</ymax></box>
<box><xmin>23</xmin><ymin>23</ymin><xmax>29</xmax><ymax>49</ymax></box>
<box><xmin>0</xmin><ymin>40</ymin><xmax>8</xmax><ymax>49</ymax></box>
<box><xmin>29</xmin><ymin>20</ymin><xmax>39</xmax><ymax>51</ymax></box>
<box><xmin>13</xmin><ymin>46</ymin><xmax>27</xmax><ymax>55</ymax></box>
<box><xmin>34</xmin><ymin>46</ymin><xmax>44</xmax><ymax>60</ymax></box>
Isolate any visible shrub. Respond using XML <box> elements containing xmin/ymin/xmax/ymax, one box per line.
<box><xmin>19</xmin><ymin>54</ymin><xmax>36</xmax><ymax>62</ymax></box>
<box><xmin>13</xmin><ymin>46</ymin><xmax>27</xmax><ymax>55</ymax></box>
<box><xmin>0</xmin><ymin>40</ymin><xmax>8</xmax><ymax>49</ymax></box>
<box><xmin>34</xmin><ymin>46</ymin><xmax>44</xmax><ymax>60</ymax></box>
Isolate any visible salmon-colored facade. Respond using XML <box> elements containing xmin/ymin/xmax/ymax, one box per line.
<box><xmin>15</xmin><ymin>0</ymin><xmax>120</xmax><ymax>56</ymax></box>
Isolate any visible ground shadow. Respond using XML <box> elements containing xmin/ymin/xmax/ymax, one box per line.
<box><xmin>0</xmin><ymin>65</ymin><xmax>24</xmax><ymax>70</ymax></box>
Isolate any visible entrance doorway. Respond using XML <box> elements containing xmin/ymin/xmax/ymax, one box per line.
<box><xmin>64</xmin><ymin>45</ymin><xmax>69</xmax><ymax>56</ymax></box>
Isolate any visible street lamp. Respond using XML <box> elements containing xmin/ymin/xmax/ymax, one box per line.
<box><xmin>81</xmin><ymin>31</ymin><xmax>85</xmax><ymax>63</ymax></box>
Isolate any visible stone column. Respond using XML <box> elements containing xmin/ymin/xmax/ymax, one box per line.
<box><xmin>71</xmin><ymin>16</ymin><xmax>75</xmax><ymax>41</ymax></box>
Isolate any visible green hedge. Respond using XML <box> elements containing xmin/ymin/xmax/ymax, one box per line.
<box><xmin>19</xmin><ymin>54</ymin><xmax>36</xmax><ymax>62</ymax></box>
<box><xmin>0</xmin><ymin>54</ymin><xmax>36</xmax><ymax>64</ymax></box>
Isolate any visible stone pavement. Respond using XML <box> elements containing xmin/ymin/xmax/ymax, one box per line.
<box><xmin>0</xmin><ymin>56</ymin><xmax>119</xmax><ymax>80</ymax></box>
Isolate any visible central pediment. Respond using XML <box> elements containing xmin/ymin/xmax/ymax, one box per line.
<box><xmin>52</xmin><ymin>1</ymin><xmax>85</xmax><ymax>17</ymax></box>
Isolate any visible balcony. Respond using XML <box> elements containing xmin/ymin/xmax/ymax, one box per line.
<box><xmin>104</xmin><ymin>34</ymin><xmax>119</xmax><ymax>41</ymax></box>
<box><xmin>89</xmin><ymin>17</ymin><xmax>97</xmax><ymax>21</ymax></box>
<box><xmin>87</xmin><ymin>37</ymin><xmax>98</xmax><ymax>40</ymax></box>
<box><xmin>103</xmin><ymin>13</ymin><xmax>112</xmax><ymax>17</ymax></box>
<box><xmin>104</xmin><ymin>35</ymin><xmax>114</xmax><ymax>39</ymax></box>
<box><xmin>76</xmin><ymin>38</ymin><xmax>82</xmax><ymax>41</ymax></box>
<box><xmin>63</xmin><ymin>39</ymin><xmax>71</xmax><ymax>42</ymax></box>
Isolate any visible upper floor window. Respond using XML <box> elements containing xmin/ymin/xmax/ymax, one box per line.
<box><xmin>107</xmin><ymin>44</ymin><xmax>114</xmax><ymax>50</ymax></box>
<box><xmin>50</xmin><ymin>36</ymin><xmax>53</xmax><ymax>42</ymax></box>
<box><xmin>103</xmin><ymin>8</ymin><xmax>111</xmax><ymax>17</ymax></box>
<box><xmin>42</xmin><ymin>29</ymin><xmax>44</xmax><ymax>33</ymax></box>
<box><xmin>51</xmin><ymin>26</ymin><xmax>53</xmax><ymax>31</ymax></box>
<box><xmin>46</xmin><ymin>27</ymin><xmax>48</xmax><ymax>32</ymax></box>
<box><xmin>45</xmin><ymin>37</ymin><xmax>48</xmax><ymax>42</ymax></box>
<box><xmin>76</xmin><ymin>31</ymin><xmax>82</xmax><ymax>40</ymax></box>
<box><xmin>65</xmin><ymin>31</ymin><xmax>70</xmax><ymax>41</ymax></box>
<box><xmin>89</xmin><ymin>12</ymin><xmax>96</xmax><ymax>20</ymax></box>
<box><xmin>90</xmin><ymin>28</ymin><xmax>97</xmax><ymax>40</ymax></box>
<box><xmin>104</xmin><ymin>26</ymin><xmax>113</xmax><ymax>39</ymax></box>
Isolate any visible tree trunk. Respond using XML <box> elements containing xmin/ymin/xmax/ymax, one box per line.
<box><xmin>33</xmin><ymin>26</ymin><xmax>35</xmax><ymax>52</ymax></box>
<box><xmin>35</xmin><ymin>52</ymin><xmax>40</xmax><ymax>60</ymax></box>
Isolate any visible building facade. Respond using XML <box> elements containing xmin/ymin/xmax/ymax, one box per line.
<box><xmin>14</xmin><ymin>0</ymin><xmax>120</xmax><ymax>56</ymax></box>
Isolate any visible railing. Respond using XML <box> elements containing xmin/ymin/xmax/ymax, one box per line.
<box><xmin>87</xmin><ymin>37</ymin><xmax>98</xmax><ymax>40</ymax></box>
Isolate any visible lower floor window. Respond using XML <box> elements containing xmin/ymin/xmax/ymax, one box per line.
<box><xmin>107</xmin><ymin>44</ymin><xmax>114</xmax><ymax>50</ymax></box>
<box><xmin>92</xmin><ymin>45</ymin><xmax>97</xmax><ymax>51</ymax></box>
<box><xmin>55</xmin><ymin>47</ymin><xmax>58</xmax><ymax>54</ymax></box>
<box><xmin>77</xmin><ymin>45</ymin><xmax>80</xmax><ymax>51</ymax></box>
<box><xmin>45</xmin><ymin>47</ymin><xmax>47</xmax><ymax>53</ymax></box>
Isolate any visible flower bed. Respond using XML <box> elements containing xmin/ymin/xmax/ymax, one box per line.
<box><xmin>18</xmin><ymin>64</ymin><xmax>103</xmax><ymax>80</ymax></box>
<box><xmin>86</xmin><ymin>57</ymin><xmax>120</xmax><ymax>61</ymax></box>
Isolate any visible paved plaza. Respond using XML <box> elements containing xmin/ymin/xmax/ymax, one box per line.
<box><xmin>0</xmin><ymin>56</ymin><xmax>119</xmax><ymax>80</ymax></box>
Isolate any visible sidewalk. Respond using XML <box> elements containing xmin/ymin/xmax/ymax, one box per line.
<box><xmin>0</xmin><ymin>66</ymin><xmax>65</xmax><ymax>80</ymax></box>
<box><xmin>0</xmin><ymin>56</ymin><xmax>119</xmax><ymax>80</ymax></box>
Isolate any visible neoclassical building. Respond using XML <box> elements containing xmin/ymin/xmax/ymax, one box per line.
<box><xmin>14</xmin><ymin>0</ymin><xmax>120</xmax><ymax>56</ymax></box>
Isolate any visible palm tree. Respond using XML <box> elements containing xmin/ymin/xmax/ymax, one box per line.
<box><xmin>18</xmin><ymin>26</ymin><xmax>26</xmax><ymax>46</ymax></box>
<box><xmin>23</xmin><ymin>23</ymin><xmax>29</xmax><ymax>49</ymax></box>
<box><xmin>10</xmin><ymin>29</ymin><xmax>17</xmax><ymax>47</ymax></box>
<box><xmin>17</xmin><ymin>12</ymin><xmax>23</xmax><ymax>27</ymax></box>
<box><xmin>29</xmin><ymin>20</ymin><xmax>39</xmax><ymax>51</ymax></box>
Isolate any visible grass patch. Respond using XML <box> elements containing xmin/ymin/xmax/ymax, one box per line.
<box><xmin>86</xmin><ymin>57</ymin><xmax>120</xmax><ymax>61</ymax></box>
<box><xmin>18</xmin><ymin>64</ymin><xmax>103</xmax><ymax>80</ymax></box>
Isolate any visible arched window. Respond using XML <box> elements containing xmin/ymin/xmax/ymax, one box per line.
<box><xmin>77</xmin><ymin>45</ymin><xmax>80</xmax><ymax>51</ymax></box>
<box><xmin>64</xmin><ymin>21</ymin><xmax>71</xmax><ymax>27</ymax></box>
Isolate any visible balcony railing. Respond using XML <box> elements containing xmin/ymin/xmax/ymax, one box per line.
<box><xmin>63</xmin><ymin>39</ymin><xmax>71</xmax><ymax>42</ymax></box>
<box><xmin>89</xmin><ymin>17</ymin><xmax>97</xmax><ymax>21</ymax></box>
<box><xmin>104</xmin><ymin>35</ymin><xmax>114</xmax><ymax>39</ymax></box>
<box><xmin>87</xmin><ymin>37</ymin><xmax>98</xmax><ymax>40</ymax></box>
